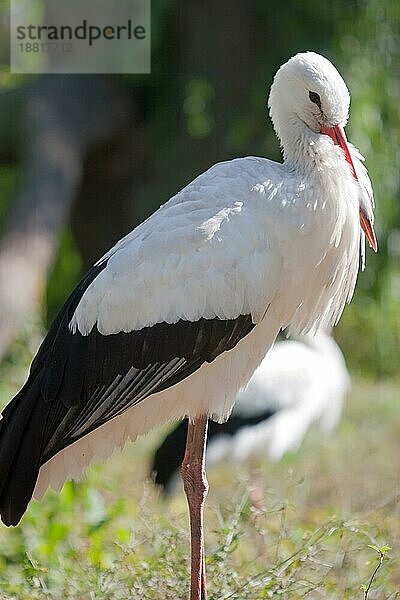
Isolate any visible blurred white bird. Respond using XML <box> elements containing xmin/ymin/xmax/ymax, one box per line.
<box><xmin>151</xmin><ymin>331</ymin><xmax>350</xmax><ymax>494</ymax></box>
<box><xmin>0</xmin><ymin>52</ymin><xmax>375</xmax><ymax>600</ymax></box>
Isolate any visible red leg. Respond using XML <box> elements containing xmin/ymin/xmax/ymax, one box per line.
<box><xmin>181</xmin><ymin>415</ymin><xmax>209</xmax><ymax>600</ymax></box>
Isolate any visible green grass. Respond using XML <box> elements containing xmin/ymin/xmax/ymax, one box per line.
<box><xmin>0</xmin><ymin>334</ymin><xmax>399</xmax><ymax>599</ymax></box>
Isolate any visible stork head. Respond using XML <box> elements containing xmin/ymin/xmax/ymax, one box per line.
<box><xmin>268</xmin><ymin>51</ymin><xmax>377</xmax><ymax>252</ymax></box>
<box><xmin>269</xmin><ymin>52</ymin><xmax>350</xmax><ymax>137</ymax></box>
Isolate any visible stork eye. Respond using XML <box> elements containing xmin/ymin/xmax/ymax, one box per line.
<box><xmin>309</xmin><ymin>91</ymin><xmax>322</xmax><ymax>109</ymax></box>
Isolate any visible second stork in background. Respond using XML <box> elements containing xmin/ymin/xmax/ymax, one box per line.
<box><xmin>151</xmin><ymin>331</ymin><xmax>350</xmax><ymax>494</ymax></box>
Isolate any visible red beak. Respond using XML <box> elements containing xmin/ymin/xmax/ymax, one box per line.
<box><xmin>320</xmin><ymin>124</ymin><xmax>377</xmax><ymax>252</ymax></box>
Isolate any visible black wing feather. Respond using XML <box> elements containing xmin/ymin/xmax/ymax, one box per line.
<box><xmin>41</xmin><ymin>315</ymin><xmax>254</xmax><ymax>461</ymax></box>
<box><xmin>0</xmin><ymin>258</ymin><xmax>255</xmax><ymax>525</ymax></box>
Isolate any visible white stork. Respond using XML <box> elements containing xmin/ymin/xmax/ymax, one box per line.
<box><xmin>152</xmin><ymin>331</ymin><xmax>350</xmax><ymax>494</ymax></box>
<box><xmin>0</xmin><ymin>52</ymin><xmax>376</xmax><ymax>600</ymax></box>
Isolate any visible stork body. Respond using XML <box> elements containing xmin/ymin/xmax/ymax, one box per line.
<box><xmin>3</xmin><ymin>153</ymin><xmax>360</xmax><ymax>505</ymax></box>
<box><xmin>0</xmin><ymin>52</ymin><xmax>375</xmax><ymax>600</ymax></box>
<box><xmin>152</xmin><ymin>332</ymin><xmax>350</xmax><ymax>494</ymax></box>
